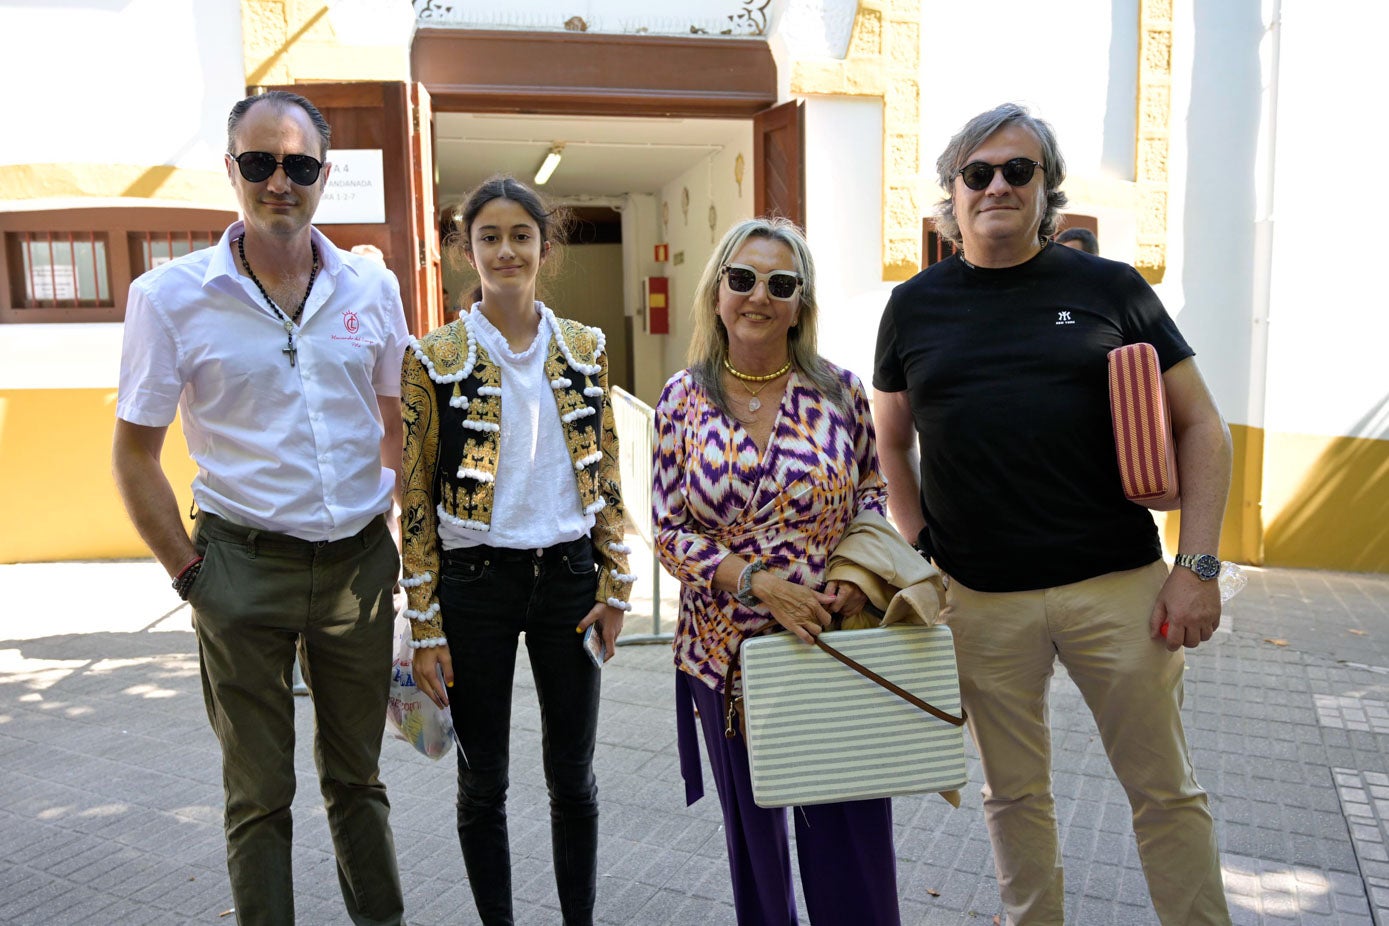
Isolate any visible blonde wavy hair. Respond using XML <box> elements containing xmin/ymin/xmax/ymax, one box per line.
<box><xmin>686</xmin><ymin>217</ymin><xmax>846</xmax><ymax>414</ymax></box>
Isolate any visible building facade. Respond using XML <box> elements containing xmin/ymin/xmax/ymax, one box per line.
<box><xmin>1</xmin><ymin>0</ymin><xmax>1383</xmax><ymax>572</ymax></box>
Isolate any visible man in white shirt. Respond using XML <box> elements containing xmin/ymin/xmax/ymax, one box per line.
<box><xmin>113</xmin><ymin>90</ymin><xmax>408</xmax><ymax>926</ymax></box>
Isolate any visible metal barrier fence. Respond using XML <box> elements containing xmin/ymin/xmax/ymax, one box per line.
<box><xmin>610</xmin><ymin>386</ymin><xmax>672</xmax><ymax>644</ymax></box>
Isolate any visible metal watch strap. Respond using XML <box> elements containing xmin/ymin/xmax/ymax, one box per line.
<box><xmin>1174</xmin><ymin>552</ymin><xmax>1220</xmax><ymax>580</ymax></box>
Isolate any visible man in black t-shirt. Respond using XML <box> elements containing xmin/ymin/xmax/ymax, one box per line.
<box><xmin>873</xmin><ymin>104</ymin><xmax>1233</xmax><ymax>925</ymax></box>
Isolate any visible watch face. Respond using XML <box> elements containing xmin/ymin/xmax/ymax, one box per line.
<box><xmin>1193</xmin><ymin>554</ymin><xmax>1221</xmax><ymax>580</ymax></box>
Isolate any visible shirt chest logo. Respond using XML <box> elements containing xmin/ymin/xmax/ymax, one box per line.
<box><xmin>1055</xmin><ymin>310</ymin><xmax>1075</xmax><ymax>326</ymax></box>
<box><xmin>342</xmin><ymin>310</ymin><xmax>360</xmax><ymax>334</ymax></box>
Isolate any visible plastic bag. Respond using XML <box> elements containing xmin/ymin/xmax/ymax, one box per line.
<box><xmin>386</xmin><ymin>614</ymin><xmax>455</xmax><ymax>760</ymax></box>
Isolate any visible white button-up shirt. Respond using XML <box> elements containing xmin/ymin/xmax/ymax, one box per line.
<box><xmin>117</xmin><ymin>221</ymin><xmax>409</xmax><ymax>542</ymax></box>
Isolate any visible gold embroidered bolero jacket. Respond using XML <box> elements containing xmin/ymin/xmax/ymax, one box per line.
<box><xmin>399</xmin><ymin>307</ymin><xmax>634</xmax><ymax>647</ymax></box>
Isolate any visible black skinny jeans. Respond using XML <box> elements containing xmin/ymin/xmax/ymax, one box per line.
<box><xmin>439</xmin><ymin>537</ymin><xmax>602</xmax><ymax>926</ymax></box>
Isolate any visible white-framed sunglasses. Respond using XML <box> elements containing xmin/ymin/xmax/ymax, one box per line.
<box><xmin>722</xmin><ymin>263</ymin><xmax>802</xmax><ymax>301</ymax></box>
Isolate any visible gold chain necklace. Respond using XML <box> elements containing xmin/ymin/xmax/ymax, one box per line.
<box><xmin>723</xmin><ymin>357</ymin><xmax>791</xmax><ymax>382</ymax></box>
<box><xmin>723</xmin><ymin>357</ymin><xmax>791</xmax><ymax>412</ymax></box>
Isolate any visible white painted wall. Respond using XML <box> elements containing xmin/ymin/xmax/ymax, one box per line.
<box><xmin>803</xmin><ymin>96</ymin><xmax>892</xmax><ymax>387</ymax></box>
<box><xmin>1155</xmin><ymin>0</ymin><xmax>1265</xmax><ymax>431</ymax></box>
<box><xmin>0</xmin><ymin>0</ymin><xmax>244</xmax><ymax>388</ymax></box>
<box><xmin>1264</xmin><ymin>0</ymin><xmax>1389</xmax><ymax>441</ymax></box>
<box><xmin>653</xmin><ymin>130</ymin><xmax>755</xmax><ymax>396</ymax></box>
<box><xmin>0</xmin><ymin>0</ymin><xmax>244</xmax><ymax>183</ymax></box>
<box><xmin>622</xmin><ymin>193</ymin><xmax>668</xmax><ymax>405</ymax></box>
<box><xmin>918</xmin><ymin>1</ymin><xmax>1133</xmax><ymax>187</ymax></box>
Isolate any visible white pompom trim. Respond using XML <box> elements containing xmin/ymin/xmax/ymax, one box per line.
<box><xmin>437</xmin><ymin>504</ymin><xmax>489</xmax><ymax>531</ymax></box>
<box><xmin>399</xmin><ymin>571</ymin><xmax>433</xmax><ymax>588</ymax></box>
<box><xmin>463</xmin><ymin>419</ymin><xmax>500</xmax><ymax>433</ymax></box>
<box><xmin>449</xmin><ymin>394</ymin><xmax>469</xmax><ymax>409</ymax></box>
<box><xmin>610</xmin><ymin>569</ymin><xmax>637</xmax><ymax>583</ymax></box>
<box><xmin>405</xmin><ymin>602</ymin><xmax>440</xmax><ymax>622</ymax></box>
<box><xmin>606</xmin><ymin>597</ymin><xmax>632</xmax><ymax>612</ymax></box>
<box><xmin>574</xmin><ymin>451</ymin><xmax>602</xmax><ymax>470</ymax></box>
<box><xmin>409</xmin><ymin>636</ymin><xmax>448</xmax><ymax>649</ymax></box>
<box><xmin>410</xmin><ymin>332</ymin><xmax>475</xmax><ymax>384</ymax></box>
<box><xmin>540</xmin><ymin>303</ymin><xmax>604</xmax><ymax>375</ymax></box>
<box><xmin>550</xmin><ymin>376</ymin><xmax>572</xmax><ymax>389</ymax></box>
<box><xmin>607</xmin><ymin>542</ymin><xmax>632</xmax><ymax>554</ymax></box>
<box><xmin>583</xmin><ymin>497</ymin><xmax>607</xmax><ymax>516</ymax></box>
<box><xmin>457</xmin><ymin>467</ymin><xmax>494</xmax><ymax>483</ymax></box>
<box><xmin>477</xmin><ymin>385</ymin><xmax>501</xmax><ymax>397</ymax></box>
<box><xmin>583</xmin><ymin>386</ymin><xmax>604</xmax><ymax>397</ymax></box>
<box><xmin>562</xmin><ymin>406</ymin><xmax>597</xmax><ymax>423</ymax></box>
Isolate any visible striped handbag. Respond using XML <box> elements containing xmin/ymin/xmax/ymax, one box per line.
<box><xmin>735</xmin><ymin>624</ymin><xmax>966</xmax><ymax>809</ymax></box>
<box><xmin>1108</xmin><ymin>343</ymin><xmax>1181</xmax><ymax>510</ymax></box>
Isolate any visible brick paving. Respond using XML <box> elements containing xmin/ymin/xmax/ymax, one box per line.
<box><xmin>1</xmin><ymin>555</ymin><xmax>1387</xmax><ymax>924</ymax></box>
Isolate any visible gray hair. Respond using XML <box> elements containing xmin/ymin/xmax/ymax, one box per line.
<box><xmin>933</xmin><ymin>103</ymin><xmax>1068</xmax><ymax>248</ymax></box>
<box><xmin>686</xmin><ymin>217</ymin><xmax>847</xmax><ymax>414</ymax></box>
<box><xmin>227</xmin><ymin>90</ymin><xmax>331</xmax><ymax>159</ymax></box>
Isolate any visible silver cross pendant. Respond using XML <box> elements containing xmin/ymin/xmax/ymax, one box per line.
<box><xmin>282</xmin><ymin>319</ymin><xmax>297</xmax><ymax>367</ymax></box>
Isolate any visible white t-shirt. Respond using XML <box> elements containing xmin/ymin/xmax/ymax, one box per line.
<box><xmin>116</xmin><ymin>221</ymin><xmax>410</xmax><ymax>542</ymax></box>
<box><xmin>439</xmin><ymin>306</ymin><xmax>593</xmax><ymax>551</ymax></box>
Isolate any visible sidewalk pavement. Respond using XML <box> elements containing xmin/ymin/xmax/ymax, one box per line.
<box><xmin>2</xmin><ymin>543</ymin><xmax>1388</xmax><ymax>925</ymax></box>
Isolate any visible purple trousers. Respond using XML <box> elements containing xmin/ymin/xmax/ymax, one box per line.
<box><xmin>677</xmin><ymin>671</ymin><xmax>902</xmax><ymax>926</ymax></box>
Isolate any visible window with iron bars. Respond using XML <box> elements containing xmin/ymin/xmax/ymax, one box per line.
<box><xmin>7</xmin><ymin>231</ymin><xmax>111</xmax><ymax>309</ymax></box>
<box><xmin>1</xmin><ymin>208</ymin><xmax>235</xmax><ymax>323</ymax></box>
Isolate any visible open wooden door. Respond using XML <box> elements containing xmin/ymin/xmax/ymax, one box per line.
<box><xmin>753</xmin><ymin>100</ymin><xmax>805</xmax><ymax>229</ymax></box>
<box><xmin>259</xmin><ymin>81</ymin><xmax>441</xmax><ymax>335</ymax></box>
<box><xmin>409</xmin><ymin>82</ymin><xmax>442</xmax><ymax>334</ymax></box>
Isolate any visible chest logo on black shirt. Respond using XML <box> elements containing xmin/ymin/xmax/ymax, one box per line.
<box><xmin>1056</xmin><ymin>310</ymin><xmax>1075</xmax><ymax>325</ymax></box>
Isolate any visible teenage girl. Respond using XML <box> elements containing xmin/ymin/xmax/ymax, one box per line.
<box><xmin>399</xmin><ymin>175</ymin><xmax>634</xmax><ymax>926</ymax></box>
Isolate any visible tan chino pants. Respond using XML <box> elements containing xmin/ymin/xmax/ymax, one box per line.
<box><xmin>943</xmin><ymin>560</ymin><xmax>1230</xmax><ymax>926</ymax></box>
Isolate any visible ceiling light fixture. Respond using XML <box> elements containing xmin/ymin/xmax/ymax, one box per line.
<box><xmin>534</xmin><ymin>143</ymin><xmax>565</xmax><ymax>185</ymax></box>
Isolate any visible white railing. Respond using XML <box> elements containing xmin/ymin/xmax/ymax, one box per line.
<box><xmin>610</xmin><ymin>386</ymin><xmax>671</xmax><ymax>643</ymax></box>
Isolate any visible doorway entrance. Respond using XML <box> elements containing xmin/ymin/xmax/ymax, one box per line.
<box><xmin>414</xmin><ymin>27</ymin><xmax>801</xmax><ymax>402</ymax></box>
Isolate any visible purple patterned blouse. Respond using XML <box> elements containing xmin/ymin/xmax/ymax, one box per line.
<box><xmin>652</xmin><ymin>364</ymin><xmax>887</xmax><ymax>692</ymax></box>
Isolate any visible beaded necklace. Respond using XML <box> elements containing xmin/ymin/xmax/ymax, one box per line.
<box><xmin>722</xmin><ymin>356</ymin><xmax>792</xmax><ymax>412</ymax></box>
<box><xmin>236</xmin><ymin>234</ymin><xmax>320</xmax><ymax>367</ymax></box>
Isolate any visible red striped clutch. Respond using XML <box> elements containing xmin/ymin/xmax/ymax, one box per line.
<box><xmin>1108</xmin><ymin>343</ymin><xmax>1181</xmax><ymax>510</ymax></box>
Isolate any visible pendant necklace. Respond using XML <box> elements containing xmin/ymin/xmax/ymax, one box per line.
<box><xmin>723</xmin><ymin>357</ymin><xmax>791</xmax><ymax>412</ymax></box>
<box><xmin>237</xmin><ymin>234</ymin><xmax>320</xmax><ymax>367</ymax></box>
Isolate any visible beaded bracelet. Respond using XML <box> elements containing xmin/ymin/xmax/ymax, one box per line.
<box><xmin>172</xmin><ymin>556</ymin><xmax>204</xmax><ymax>601</ymax></box>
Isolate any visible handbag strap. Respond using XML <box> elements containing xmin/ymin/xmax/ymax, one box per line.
<box><xmin>813</xmin><ymin>635</ymin><xmax>966</xmax><ymax>727</ymax></box>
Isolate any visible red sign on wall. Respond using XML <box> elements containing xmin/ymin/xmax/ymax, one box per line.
<box><xmin>654</xmin><ymin>243</ymin><xmax>669</xmax><ymax>263</ymax></box>
<box><xmin>645</xmin><ymin>276</ymin><xmax>669</xmax><ymax>335</ymax></box>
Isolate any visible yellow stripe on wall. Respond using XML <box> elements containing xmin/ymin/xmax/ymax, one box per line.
<box><xmin>0</xmin><ymin>389</ymin><xmax>197</xmax><ymax>564</ymax></box>
<box><xmin>0</xmin><ymin>164</ymin><xmax>232</xmax><ymax>205</ymax></box>
<box><xmin>1260</xmin><ymin>428</ymin><xmax>1389</xmax><ymax>573</ymax></box>
<box><xmin>3</xmin><ymin>390</ymin><xmax>1384</xmax><ymax>572</ymax></box>
<box><xmin>1161</xmin><ymin>423</ymin><xmax>1388</xmax><ymax>573</ymax></box>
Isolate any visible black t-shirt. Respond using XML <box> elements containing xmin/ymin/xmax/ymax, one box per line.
<box><xmin>873</xmin><ymin>242</ymin><xmax>1194</xmax><ymax>592</ymax></box>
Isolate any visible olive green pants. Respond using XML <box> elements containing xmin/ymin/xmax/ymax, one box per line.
<box><xmin>190</xmin><ymin>513</ymin><xmax>405</xmax><ymax>926</ymax></box>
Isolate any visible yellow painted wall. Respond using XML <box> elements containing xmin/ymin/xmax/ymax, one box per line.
<box><xmin>0</xmin><ymin>164</ymin><xmax>230</xmax><ymax>206</ymax></box>
<box><xmin>1261</xmin><ymin>429</ymin><xmax>1389</xmax><ymax>573</ymax></box>
<box><xmin>1160</xmin><ymin>424</ymin><xmax>1389</xmax><ymax>573</ymax></box>
<box><xmin>0</xmin><ymin>389</ymin><xmax>197</xmax><ymax>564</ymax></box>
<box><xmin>241</xmin><ymin>0</ymin><xmax>413</xmax><ymax>86</ymax></box>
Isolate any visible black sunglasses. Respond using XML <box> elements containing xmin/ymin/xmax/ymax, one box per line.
<box><xmin>957</xmin><ymin>157</ymin><xmax>1043</xmax><ymax>192</ymax></box>
<box><xmin>232</xmin><ymin>151</ymin><xmax>324</xmax><ymax>186</ymax></box>
<box><xmin>722</xmin><ymin>264</ymin><xmax>802</xmax><ymax>300</ymax></box>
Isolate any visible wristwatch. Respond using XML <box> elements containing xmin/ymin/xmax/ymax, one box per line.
<box><xmin>1174</xmin><ymin>553</ymin><xmax>1221</xmax><ymax>581</ymax></box>
<box><xmin>735</xmin><ymin>561</ymin><xmax>767</xmax><ymax>606</ymax></box>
